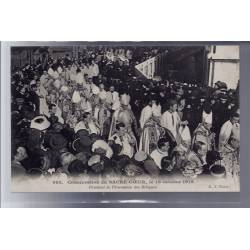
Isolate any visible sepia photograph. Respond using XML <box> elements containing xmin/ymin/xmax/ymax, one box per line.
<box><xmin>9</xmin><ymin>43</ymin><xmax>240</xmax><ymax>192</ymax></box>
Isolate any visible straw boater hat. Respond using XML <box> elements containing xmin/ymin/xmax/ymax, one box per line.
<box><xmin>30</xmin><ymin>116</ymin><xmax>50</xmax><ymax>131</ymax></box>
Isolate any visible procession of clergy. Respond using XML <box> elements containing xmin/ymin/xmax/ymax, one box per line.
<box><xmin>11</xmin><ymin>50</ymin><xmax>240</xmax><ymax>181</ymax></box>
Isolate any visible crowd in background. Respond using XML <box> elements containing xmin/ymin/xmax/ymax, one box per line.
<box><xmin>11</xmin><ymin>48</ymin><xmax>240</xmax><ymax>181</ymax></box>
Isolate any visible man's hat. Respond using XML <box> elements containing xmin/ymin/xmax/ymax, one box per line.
<box><xmin>214</xmin><ymin>81</ymin><xmax>227</xmax><ymax>90</ymax></box>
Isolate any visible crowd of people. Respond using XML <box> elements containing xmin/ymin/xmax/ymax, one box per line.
<box><xmin>11</xmin><ymin>48</ymin><xmax>240</xmax><ymax>182</ymax></box>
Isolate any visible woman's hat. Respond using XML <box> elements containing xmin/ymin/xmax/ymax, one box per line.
<box><xmin>30</xmin><ymin>116</ymin><xmax>51</xmax><ymax>131</ymax></box>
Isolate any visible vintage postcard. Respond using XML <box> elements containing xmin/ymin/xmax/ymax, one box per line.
<box><xmin>9</xmin><ymin>43</ymin><xmax>240</xmax><ymax>192</ymax></box>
